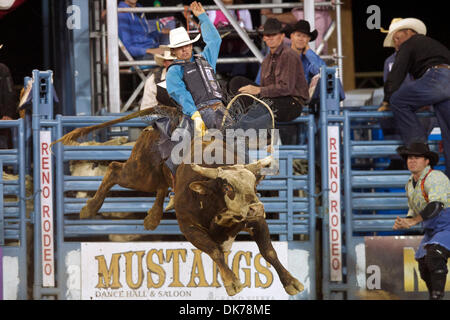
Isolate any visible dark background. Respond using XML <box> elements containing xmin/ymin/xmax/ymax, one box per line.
<box><xmin>352</xmin><ymin>0</ymin><xmax>449</xmax><ymax>73</ymax></box>
<box><xmin>0</xmin><ymin>0</ymin><xmax>448</xmax><ymax>87</ymax></box>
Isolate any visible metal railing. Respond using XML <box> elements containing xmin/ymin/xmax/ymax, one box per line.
<box><xmin>0</xmin><ymin>119</ymin><xmax>28</xmax><ymax>299</ymax></box>
<box><xmin>97</xmin><ymin>0</ymin><xmax>341</xmax><ymax>114</ymax></box>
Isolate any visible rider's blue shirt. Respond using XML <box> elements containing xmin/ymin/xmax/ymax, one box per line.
<box><xmin>166</xmin><ymin>13</ymin><xmax>222</xmax><ymax>117</ymax></box>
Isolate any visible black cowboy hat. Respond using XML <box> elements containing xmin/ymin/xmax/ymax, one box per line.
<box><xmin>289</xmin><ymin>20</ymin><xmax>318</xmax><ymax>42</ymax></box>
<box><xmin>260</xmin><ymin>18</ymin><xmax>286</xmax><ymax>35</ymax></box>
<box><xmin>396</xmin><ymin>142</ymin><xmax>439</xmax><ymax>167</ymax></box>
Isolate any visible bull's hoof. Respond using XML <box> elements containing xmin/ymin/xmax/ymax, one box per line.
<box><xmin>224</xmin><ymin>280</ymin><xmax>244</xmax><ymax>296</ymax></box>
<box><xmin>284</xmin><ymin>278</ymin><xmax>304</xmax><ymax>295</ymax></box>
<box><xmin>80</xmin><ymin>205</ymin><xmax>95</xmax><ymax>219</ymax></box>
<box><xmin>144</xmin><ymin>209</ymin><xmax>162</xmax><ymax>230</ymax></box>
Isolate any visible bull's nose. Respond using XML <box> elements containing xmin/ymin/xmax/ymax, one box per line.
<box><xmin>248</xmin><ymin>202</ymin><xmax>265</xmax><ymax>217</ymax></box>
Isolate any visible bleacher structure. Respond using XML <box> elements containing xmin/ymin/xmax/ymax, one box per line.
<box><xmin>1</xmin><ymin>1</ymin><xmax>447</xmax><ymax>300</ymax></box>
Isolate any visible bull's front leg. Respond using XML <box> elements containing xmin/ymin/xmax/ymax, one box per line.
<box><xmin>180</xmin><ymin>224</ymin><xmax>243</xmax><ymax>296</ymax></box>
<box><xmin>144</xmin><ymin>187</ymin><xmax>168</xmax><ymax>230</ymax></box>
<box><xmin>247</xmin><ymin>217</ymin><xmax>304</xmax><ymax>295</ymax></box>
<box><xmin>80</xmin><ymin>162</ymin><xmax>123</xmax><ymax>219</ymax></box>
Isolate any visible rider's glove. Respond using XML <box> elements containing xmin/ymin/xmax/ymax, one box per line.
<box><xmin>191</xmin><ymin>111</ymin><xmax>206</xmax><ymax>137</ymax></box>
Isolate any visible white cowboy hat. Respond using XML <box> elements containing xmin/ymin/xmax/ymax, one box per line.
<box><xmin>383</xmin><ymin>18</ymin><xmax>426</xmax><ymax>47</ymax></box>
<box><xmin>168</xmin><ymin>27</ymin><xmax>201</xmax><ymax>48</ymax></box>
<box><xmin>154</xmin><ymin>50</ymin><xmax>176</xmax><ymax>67</ymax></box>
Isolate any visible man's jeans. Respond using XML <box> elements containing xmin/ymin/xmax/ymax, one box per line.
<box><xmin>390</xmin><ymin>68</ymin><xmax>450</xmax><ymax>177</ymax></box>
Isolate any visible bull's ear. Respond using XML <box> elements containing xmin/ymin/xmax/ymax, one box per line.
<box><xmin>189</xmin><ymin>181</ymin><xmax>215</xmax><ymax>195</ymax></box>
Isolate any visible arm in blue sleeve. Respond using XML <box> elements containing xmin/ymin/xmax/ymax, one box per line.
<box><xmin>304</xmin><ymin>50</ymin><xmax>326</xmax><ymax>78</ymax></box>
<box><xmin>118</xmin><ymin>13</ymin><xmax>148</xmax><ymax>58</ymax></box>
<box><xmin>166</xmin><ymin>66</ymin><xmax>197</xmax><ymax>117</ymax></box>
<box><xmin>197</xmin><ymin>13</ymin><xmax>222</xmax><ymax>70</ymax></box>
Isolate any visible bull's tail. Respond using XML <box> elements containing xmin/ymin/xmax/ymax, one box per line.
<box><xmin>51</xmin><ymin>106</ymin><xmax>179</xmax><ymax>147</ymax></box>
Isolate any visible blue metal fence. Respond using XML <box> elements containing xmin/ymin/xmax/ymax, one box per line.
<box><xmin>15</xmin><ymin>68</ymin><xmax>445</xmax><ymax>300</ymax></box>
<box><xmin>44</xmin><ymin>114</ymin><xmax>318</xmax><ymax>299</ymax></box>
<box><xmin>25</xmin><ymin>68</ymin><xmax>317</xmax><ymax>299</ymax></box>
<box><xmin>0</xmin><ymin>119</ymin><xmax>28</xmax><ymax>299</ymax></box>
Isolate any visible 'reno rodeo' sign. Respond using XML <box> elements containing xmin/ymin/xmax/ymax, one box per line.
<box><xmin>81</xmin><ymin>242</ymin><xmax>291</xmax><ymax>300</ymax></box>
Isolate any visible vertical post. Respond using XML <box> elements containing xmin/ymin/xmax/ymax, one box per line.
<box><xmin>73</xmin><ymin>0</ymin><xmax>93</xmax><ymax>116</ymax></box>
<box><xmin>320</xmin><ymin>66</ymin><xmax>330</xmax><ymax>299</ymax></box>
<box><xmin>55</xmin><ymin>115</ymin><xmax>66</xmax><ymax>300</ymax></box>
<box><xmin>106</xmin><ymin>0</ymin><xmax>121</xmax><ymax>113</ymax></box>
<box><xmin>307</xmin><ymin>114</ymin><xmax>316</xmax><ymax>299</ymax></box>
<box><xmin>272</xmin><ymin>0</ymin><xmax>282</xmax><ymax>14</ymax></box>
<box><xmin>304</xmin><ymin>0</ymin><xmax>315</xmax><ymax>51</ymax></box>
<box><xmin>32</xmin><ymin>70</ymin><xmax>56</xmax><ymax>299</ymax></box>
<box><xmin>335</xmin><ymin>0</ymin><xmax>344</xmax><ymax>83</ymax></box>
<box><xmin>17</xmin><ymin>119</ymin><xmax>27</xmax><ymax>299</ymax></box>
<box><xmin>320</xmin><ymin>67</ymin><xmax>343</xmax><ymax>297</ymax></box>
<box><xmin>42</xmin><ymin>0</ymin><xmax>50</xmax><ymax>69</ymax></box>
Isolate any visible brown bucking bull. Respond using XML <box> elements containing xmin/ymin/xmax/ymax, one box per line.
<box><xmin>51</xmin><ymin>106</ymin><xmax>304</xmax><ymax>296</ymax></box>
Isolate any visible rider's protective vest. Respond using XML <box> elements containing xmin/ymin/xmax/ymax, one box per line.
<box><xmin>169</xmin><ymin>54</ymin><xmax>223</xmax><ymax>108</ymax></box>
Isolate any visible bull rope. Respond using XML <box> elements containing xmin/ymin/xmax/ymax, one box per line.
<box><xmin>222</xmin><ymin>93</ymin><xmax>276</xmax><ymax>153</ymax></box>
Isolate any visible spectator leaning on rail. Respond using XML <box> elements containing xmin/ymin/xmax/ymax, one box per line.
<box><xmin>392</xmin><ymin>142</ymin><xmax>450</xmax><ymax>300</ymax></box>
<box><xmin>118</xmin><ymin>0</ymin><xmax>168</xmax><ymax>60</ymax></box>
<box><xmin>228</xmin><ymin>18</ymin><xmax>309</xmax><ymax>144</ymax></box>
<box><xmin>379</xmin><ymin>18</ymin><xmax>450</xmax><ymax>178</ymax></box>
<box><xmin>378</xmin><ymin>18</ymin><xmax>437</xmax><ymax>170</ymax></box>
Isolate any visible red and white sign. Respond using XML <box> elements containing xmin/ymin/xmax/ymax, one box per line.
<box><xmin>40</xmin><ymin>131</ymin><xmax>55</xmax><ymax>287</ymax></box>
<box><xmin>327</xmin><ymin>126</ymin><xmax>342</xmax><ymax>281</ymax></box>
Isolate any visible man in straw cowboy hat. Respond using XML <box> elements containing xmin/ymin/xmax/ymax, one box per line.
<box><xmin>378</xmin><ymin>18</ymin><xmax>436</xmax><ymax>170</ymax></box>
<box><xmin>392</xmin><ymin>142</ymin><xmax>450</xmax><ymax>300</ymax></box>
<box><xmin>379</xmin><ymin>17</ymin><xmax>450</xmax><ymax>178</ymax></box>
<box><xmin>166</xmin><ymin>1</ymin><xmax>228</xmax><ymax>139</ymax></box>
<box><xmin>140</xmin><ymin>48</ymin><xmax>177</xmax><ymax>110</ymax></box>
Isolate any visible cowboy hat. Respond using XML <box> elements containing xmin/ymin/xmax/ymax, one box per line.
<box><xmin>396</xmin><ymin>142</ymin><xmax>439</xmax><ymax>167</ymax></box>
<box><xmin>380</xmin><ymin>18</ymin><xmax>402</xmax><ymax>33</ymax></box>
<box><xmin>154</xmin><ymin>49</ymin><xmax>176</xmax><ymax>67</ymax></box>
<box><xmin>383</xmin><ymin>18</ymin><xmax>426</xmax><ymax>47</ymax></box>
<box><xmin>260</xmin><ymin>18</ymin><xmax>285</xmax><ymax>35</ymax></box>
<box><xmin>168</xmin><ymin>27</ymin><xmax>201</xmax><ymax>48</ymax></box>
<box><xmin>289</xmin><ymin>20</ymin><xmax>318</xmax><ymax>42</ymax></box>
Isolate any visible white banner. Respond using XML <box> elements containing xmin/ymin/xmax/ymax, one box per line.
<box><xmin>327</xmin><ymin>126</ymin><xmax>342</xmax><ymax>281</ymax></box>
<box><xmin>40</xmin><ymin>131</ymin><xmax>55</xmax><ymax>287</ymax></box>
<box><xmin>81</xmin><ymin>242</ymin><xmax>290</xmax><ymax>300</ymax></box>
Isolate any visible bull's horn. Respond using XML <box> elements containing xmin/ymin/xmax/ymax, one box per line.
<box><xmin>244</xmin><ymin>155</ymin><xmax>273</xmax><ymax>174</ymax></box>
<box><xmin>191</xmin><ymin>164</ymin><xmax>220</xmax><ymax>179</ymax></box>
